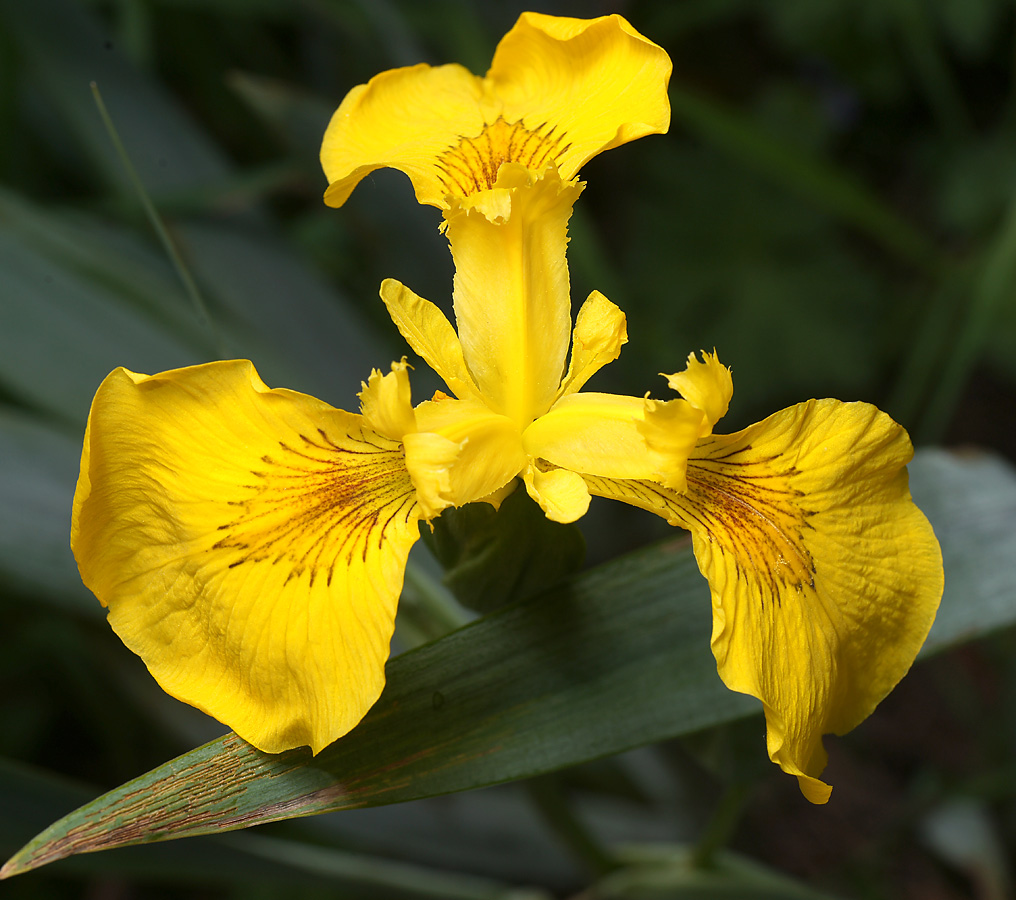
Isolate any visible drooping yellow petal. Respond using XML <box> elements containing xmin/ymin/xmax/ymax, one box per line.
<box><xmin>71</xmin><ymin>361</ymin><xmax>421</xmax><ymax>755</ymax></box>
<box><xmin>584</xmin><ymin>400</ymin><xmax>943</xmax><ymax>802</ymax></box>
<box><xmin>321</xmin><ymin>13</ymin><xmax>671</xmax><ymax>208</ymax></box>
<box><xmin>664</xmin><ymin>351</ymin><xmax>733</xmax><ymax>436</ymax></box>
<box><xmin>489</xmin><ymin>12</ymin><xmax>672</xmax><ymax>178</ymax></box>
<box><xmin>379</xmin><ymin>279</ymin><xmax>480</xmax><ymax>402</ymax></box>
<box><xmin>523</xmin><ymin>392</ymin><xmax>656</xmax><ymax>480</ymax></box>
<box><xmin>407</xmin><ymin>396</ymin><xmax>527</xmax><ymax>515</ymax></box>
<box><xmin>556</xmin><ymin>290</ymin><xmax>628</xmax><ymax>399</ymax></box>
<box><xmin>358</xmin><ymin>359</ymin><xmax>417</xmax><ymax>440</ymax></box>
<box><xmin>524</xmin><ymin>464</ymin><xmax>591</xmax><ymax>523</ymax></box>
<box><xmin>445</xmin><ymin>166</ymin><xmax>581</xmax><ymax>426</ymax></box>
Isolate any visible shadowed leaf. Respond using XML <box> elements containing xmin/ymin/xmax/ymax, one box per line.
<box><xmin>3</xmin><ymin>448</ymin><xmax>1016</xmax><ymax>877</ymax></box>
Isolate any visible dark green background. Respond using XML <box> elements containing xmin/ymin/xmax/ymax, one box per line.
<box><xmin>2</xmin><ymin>0</ymin><xmax>1016</xmax><ymax>897</ymax></box>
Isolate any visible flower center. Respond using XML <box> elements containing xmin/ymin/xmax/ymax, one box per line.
<box><xmin>436</xmin><ymin>117</ymin><xmax>572</xmax><ymax>196</ymax></box>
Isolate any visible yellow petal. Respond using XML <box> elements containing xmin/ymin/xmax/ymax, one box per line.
<box><xmin>556</xmin><ymin>290</ymin><xmax>628</xmax><ymax>399</ymax></box>
<box><xmin>71</xmin><ymin>361</ymin><xmax>421</xmax><ymax>755</ymax></box>
<box><xmin>489</xmin><ymin>12</ymin><xmax>672</xmax><ymax>179</ymax></box>
<box><xmin>585</xmin><ymin>400</ymin><xmax>943</xmax><ymax>802</ymax></box>
<box><xmin>402</xmin><ymin>431</ymin><xmax>460</xmax><ymax>520</ymax></box>
<box><xmin>320</xmin><ymin>13</ymin><xmax>671</xmax><ymax>208</ymax></box>
<box><xmin>358</xmin><ymin>359</ymin><xmax>417</xmax><ymax>440</ymax></box>
<box><xmin>638</xmin><ymin>397</ymin><xmax>707</xmax><ymax>492</ymax></box>
<box><xmin>322</xmin><ymin>63</ymin><xmax>485</xmax><ymax>209</ymax></box>
<box><xmin>664</xmin><ymin>351</ymin><xmax>733</xmax><ymax>435</ymax></box>
<box><xmin>524</xmin><ymin>392</ymin><xmax>655</xmax><ymax>480</ymax></box>
<box><xmin>445</xmin><ymin>167</ymin><xmax>581</xmax><ymax>425</ymax></box>
<box><xmin>409</xmin><ymin>396</ymin><xmax>528</xmax><ymax>513</ymax></box>
<box><xmin>379</xmin><ymin>279</ymin><xmax>480</xmax><ymax>402</ymax></box>
<box><xmin>477</xmin><ymin>478</ymin><xmax>520</xmax><ymax>511</ymax></box>
<box><xmin>524</xmin><ymin>465</ymin><xmax>591</xmax><ymax>524</ymax></box>
<box><xmin>451</xmin><ymin>160</ymin><xmax>537</xmax><ymax>225</ymax></box>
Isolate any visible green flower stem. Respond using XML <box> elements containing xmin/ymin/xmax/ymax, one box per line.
<box><xmin>524</xmin><ymin>774</ymin><xmax>619</xmax><ymax>878</ymax></box>
<box><xmin>405</xmin><ymin>560</ymin><xmax>614</xmax><ymax>880</ymax></box>
<box><xmin>402</xmin><ymin>560</ymin><xmax>470</xmax><ymax>640</ymax></box>
<box><xmin>690</xmin><ymin>781</ymin><xmax>751</xmax><ymax>869</ymax></box>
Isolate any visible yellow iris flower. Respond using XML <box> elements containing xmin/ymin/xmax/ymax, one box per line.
<box><xmin>71</xmin><ymin>12</ymin><xmax>943</xmax><ymax>806</ymax></box>
<box><xmin>320</xmin><ymin>11</ymin><xmax>672</xmax><ymax>213</ymax></box>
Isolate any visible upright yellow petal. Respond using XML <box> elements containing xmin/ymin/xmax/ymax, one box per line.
<box><xmin>445</xmin><ymin>166</ymin><xmax>580</xmax><ymax>426</ymax></box>
<box><xmin>321</xmin><ymin>13</ymin><xmax>671</xmax><ymax>208</ymax></box>
<box><xmin>379</xmin><ymin>279</ymin><xmax>480</xmax><ymax>402</ymax></box>
<box><xmin>489</xmin><ymin>12</ymin><xmax>672</xmax><ymax>178</ymax></box>
<box><xmin>358</xmin><ymin>359</ymin><xmax>417</xmax><ymax>440</ymax></box>
<box><xmin>584</xmin><ymin>400</ymin><xmax>943</xmax><ymax>802</ymax></box>
<box><xmin>71</xmin><ymin>361</ymin><xmax>421</xmax><ymax>755</ymax></box>
<box><xmin>556</xmin><ymin>290</ymin><xmax>628</xmax><ymax>399</ymax></box>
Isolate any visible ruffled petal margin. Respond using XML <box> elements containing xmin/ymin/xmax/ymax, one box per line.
<box><xmin>321</xmin><ymin>62</ymin><xmax>485</xmax><ymax>209</ymax></box>
<box><xmin>583</xmin><ymin>399</ymin><xmax>943</xmax><ymax>802</ymax></box>
<box><xmin>320</xmin><ymin>13</ymin><xmax>671</xmax><ymax>209</ymax></box>
<box><xmin>663</xmin><ymin>351</ymin><xmax>732</xmax><ymax>436</ymax></box>
<box><xmin>359</xmin><ymin>359</ymin><xmax>417</xmax><ymax>440</ymax></box>
<box><xmin>489</xmin><ymin>12</ymin><xmax>672</xmax><ymax>180</ymax></box>
<box><xmin>71</xmin><ymin>360</ymin><xmax>421</xmax><ymax>755</ymax></box>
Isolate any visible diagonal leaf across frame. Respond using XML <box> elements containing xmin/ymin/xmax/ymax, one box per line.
<box><xmin>4</xmin><ymin>448</ymin><xmax>1016</xmax><ymax>877</ymax></box>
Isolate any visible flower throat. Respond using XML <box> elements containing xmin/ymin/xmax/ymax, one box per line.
<box><xmin>436</xmin><ymin>118</ymin><xmax>572</xmax><ymax>196</ymax></box>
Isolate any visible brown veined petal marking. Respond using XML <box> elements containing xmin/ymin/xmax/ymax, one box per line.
<box><xmin>71</xmin><ymin>360</ymin><xmax>422</xmax><ymax>755</ymax></box>
<box><xmin>584</xmin><ymin>398</ymin><xmax>942</xmax><ymax>802</ymax></box>
<box><xmin>435</xmin><ymin>117</ymin><xmax>572</xmax><ymax>196</ymax></box>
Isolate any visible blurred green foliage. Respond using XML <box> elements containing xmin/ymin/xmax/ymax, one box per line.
<box><xmin>2</xmin><ymin>0</ymin><xmax>1016</xmax><ymax>897</ymax></box>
